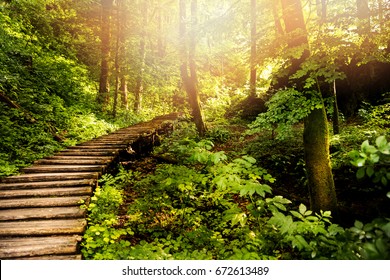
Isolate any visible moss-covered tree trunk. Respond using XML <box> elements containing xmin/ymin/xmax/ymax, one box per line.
<box><xmin>280</xmin><ymin>0</ymin><xmax>338</xmax><ymax>215</ymax></box>
<box><xmin>304</xmin><ymin>106</ymin><xmax>338</xmax><ymax>214</ymax></box>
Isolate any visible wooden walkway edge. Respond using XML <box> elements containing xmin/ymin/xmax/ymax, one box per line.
<box><xmin>0</xmin><ymin>113</ymin><xmax>179</xmax><ymax>260</ymax></box>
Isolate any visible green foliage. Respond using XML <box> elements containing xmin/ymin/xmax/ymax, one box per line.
<box><xmin>247</xmin><ymin>88</ymin><xmax>323</xmax><ymax>139</ymax></box>
<box><xmin>81</xmin><ymin>167</ymin><xmax>135</xmax><ymax>259</ymax></box>
<box><xmin>349</xmin><ymin>136</ymin><xmax>390</xmax><ymax>186</ymax></box>
<box><xmin>82</xmin><ymin>135</ymin><xmax>384</xmax><ymax>260</ymax></box>
<box><xmin>350</xmin><ymin>218</ymin><xmax>390</xmax><ymax>260</ymax></box>
<box><xmin>62</xmin><ymin>111</ymin><xmax>117</xmax><ymax>146</ymax></box>
<box><xmin>206</xmin><ymin>126</ymin><xmax>232</xmax><ymax>143</ymax></box>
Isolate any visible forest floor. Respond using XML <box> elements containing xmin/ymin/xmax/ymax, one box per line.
<box><xmin>120</xmin><ymin>121</ymin><xmax>390</xmax><ymax>228</ymax></box>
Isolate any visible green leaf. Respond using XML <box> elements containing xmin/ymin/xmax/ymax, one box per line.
<box><xmin>354</xmin><ymin>220</ymin><xmax>364</xmax><ymax>230</ymax></box>
<box><xmin>299</xmin><ymin>204</ymin><xmax>307</xmax><ymax>215</ymax></box>
<box><xmin>375</xmin><ymin>136</ymin><xmax>387</xmax><ymax>150</ymax></box>
<box><xmin>293</xmin><ymin>235</ymin><xmax>310</xmax><ymax>250</ymax></box>
<box><xmin>381</xmin><ymin>176</ymin><xmax>388</xmax><ymax>186</ymax></box>
<box><xmin>362</xmin><ymin>140</ymin><xmax>378</xmax><ymax>154</ymax></box>
<box><xmin>356</xmin><ymin>167</ymin><xmax>366</xmax><ymax>179</ymax></box>
<box><xmin>366</xmin><ymin>166</ymin><xmax>375</xmax><ymax>177</ymax></box>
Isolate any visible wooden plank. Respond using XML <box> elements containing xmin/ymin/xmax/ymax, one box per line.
<box><xmin>70</xmin><ymin>144</ymin><xmax>128</xmax><ymax>149</ymax></box>
<box><xmin>0</xmin><ymin>219</ymin><xmax>87</xmax><ymax>236</ymax></box>
<box><xmin>0</xmin><ymin>179</ymin><xmax>96</xmax><ymax>190</ymax></box>
<box><xmin>56</xmin><ymin>151</ymin><xmax>118</xmax><ymax>156</ymax></box>
<box><xmin>0</xmin><ymin>172</ymin><xmax>99</xmax><ymax>183</ymax></box>
<box><xmin>0</xmin><ymin>196</ymin><xmax>89</xmax><ymax>209</ymax></box>
<box><xmin>0</xmin><ymin>207</ymin><xmax>86</xmax><ymax>221</ymax></box>
<box><xmin>0</xmin><ymin>236</ymin><xmax>81</xmax><ymax>258</ymax></box>
<box><xmin>61</xmin><ymin>148</ymin><xmax>120</xmax><ymax>152</ymax></box>
<box><xmin>12</xmin><ymin>254</ymin><xmax>82</xmax><ymax>260</ymax></box>
<box><xmin>34</xmin><ymin>159</ymin><xmax>112</xmax><ymax>165</ymax></box>
<box><xmin>22</xmin><ymin>165</ymin><xmax>105</xmax><ymax>174</ymax></box>
<box><xmin>46</xmin><ymin>155</ymin><xmax>114</xmax><ymax>160</ymax></box>
<box><xmin>0</xmin><ymin>186</ymin><xmax>92</xmax><ymax>198</ymax></box>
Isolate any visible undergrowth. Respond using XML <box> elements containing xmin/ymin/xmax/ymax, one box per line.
<box><xmin>80</xmin><ymin>126</ymin><xmax>390</xmax><ymax>260</ymax></box>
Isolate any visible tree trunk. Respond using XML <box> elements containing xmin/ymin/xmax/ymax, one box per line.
<box><xmin>120</xmin><ymin>75</ymin><xmax>128</xmax><ymax>110</ymax></box>
<box><xmin>304</xmin><ymin>105</ymin><xmax>338</xmax><ymax>214</ymax></box>
<box><xmin>134</xmin><ymin>1</ymin><xmax>147</xmax><ymax>114</ymax></box>
<box><xmin>112</xmin><ymin>0</ymin><xmax>121</xmax><ymax>118</ymax></box>
<box><xmin>97</xmin><ymin>0</ymin><xmax>113</xmax><ymax>110</ymax></box>
<box><xmin>332</xmin><ymin>81</ymin><xmax>340</xmax><ymax>135</ymax></box>
<box><xmin>179</xmin><ymin>0</ymin><xmax>206</xmax><ymax>137</ymax></box>
<box><xmin>357</xmin><ymin>0</ymin><xmax>370</xmax><ymax>34</ymax></box>
<box><xmin>281</xmin><ymin>0</ymin><xmax>338</xmax><ymax>215</ymax></box>
<box><xmin>272</xmin><ymin>0</ymin><xmax>284</xmax><ymax>36</ymax></box>
<box><xmin>249</xmin><ymin>0</ymin><xmax>257</xmax><ymax>97</ymax></box>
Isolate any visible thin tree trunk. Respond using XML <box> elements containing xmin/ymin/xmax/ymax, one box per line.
<box><xmin>120</xmin><ymin>75</ymin><xmax>128</xmax><ymax>110</ymax></box>
<box><xmin>249</xmin><ymin>0</ymin><xmax>257</xmax><ymax>97</ymax></box>
<box><xmin>112</xmin><ymin>1</ymin><xmax>121</xmax><ymax>118</ymax></box>
<box><xmin>134</xmin><ymin>1</ymin><xmax>147</xmax><ymax>114</ymax></box>
<box><xmin>179</xmin><ymin>0</ymin><xmax>206</xmax><ymax>137</ymax></box>
<box><xmin>332</xmin><ymin>80</ymin><xmax>340</xmax><ymax>135</ymax></box>
<box><xmin>272</xmin><ymin>0</ymin><xmax>284</xmax><ymax>36</ymax></box>
<box><xmin>97</xmin><ymin>0</ymin><xmax>113</xmax><ymax>110</ymax></box>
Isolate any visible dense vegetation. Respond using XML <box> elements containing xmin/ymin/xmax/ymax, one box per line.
<box><xmin>1</xmin><ymin>0</ymin><xmax>389</xmax><ymax>259</ymax></box>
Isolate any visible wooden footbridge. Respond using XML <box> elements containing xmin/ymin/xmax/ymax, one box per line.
<box><xmin>0</xmin><ymin>113</ymin><xmax>179</xmax><ymax>260</ymax></box>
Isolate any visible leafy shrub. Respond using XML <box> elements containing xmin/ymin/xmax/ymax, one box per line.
<box><xmin>349</xmin><ymin>135</ymin><xmax>390</xmax><ymax>187</ymax></box>
<box><xmin>247</xmin><ymin>88</ymin><xmax>323</xmax><ymax>139</ymax></box>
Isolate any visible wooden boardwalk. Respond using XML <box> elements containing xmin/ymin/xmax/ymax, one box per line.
<box><xmin>0</xmin><ymin>113</ymin><xmax>179</xmax><ymax>260</ymax></box>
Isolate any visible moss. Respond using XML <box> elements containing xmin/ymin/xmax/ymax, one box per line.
<box><xmin>303</xmin><ymin>106</ymin><xmax>338</xmax><ymax>216</ymax></box>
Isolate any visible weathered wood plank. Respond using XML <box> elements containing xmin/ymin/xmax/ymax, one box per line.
<box><xmin>13</xmin><ymin>254</ymin><xmax>82</xmax><ymax>260</ymax></box>
<box><xmin>61</xmin><ymin>148</ymin><xmax>120</xmax><ymax>152</ymax></box>
<box><xmin>0</xmin><ymin>179</ymin><xmax>96</xmax><ymax>190</ymax></box>
<box><xmin>0</xmin><ymin>172</ymin><xmax>99</xmax><ymax>183</ymax></box>
<box><xmin>56</xmin><ymin>151</ymin><xmax>118</xmax><ymax>156</ymax></box>
<box><xmin>22</xmin><ymin>165</ymin><xmax>105</xmax><ymax>174</ymax></box>
<box><xmin>34</xmin><ymin>159</ymin><xmax>112</xmax><ymax>165</ymax></box>
<box><xmin>0</xmin><ymin>186</ymin><xmax>92</xmax><ymax>198</ymax></box>
<box><xmin>0</xmin><ymin>219</ymin><xmax>87</xmax><ymax>236</ymax></box>
<box><xmin>0</xmin><ymin>236</ymin><xmax>81</xmax><ymax>258</ymax></box>
<box><xmin>0</xmin><ymin>207</ymin><xmax>86</xmax><ymax>221</ymax></box>
<box><xmin>0</xmin><ymin>196</ymin><xmax>89</xmax><ymax>209</ymax></box>
<box><xmin>69</xmin><ymin>144</ymin><xmax>128</xmax><ymax>149</ymax></box>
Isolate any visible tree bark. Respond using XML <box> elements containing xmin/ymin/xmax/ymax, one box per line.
<box><xmin>97</xmin><ymin>0</ymin><xmax>113</xmax><ymax>110</ymax></box>
<box><xmin>280</xmin><ymin>0</ymin><xmax>338</xmax><ymax>215</ymax></box>
<box><xmin>179</xmin><ymin>0</ymin><xmax>206</xmax><ymax>137</ymax></box>
<box><xmin>134</xmin><ymin>1</ymin><xmax>147</xmax><ymax>114</ymax></box>
<box><xmin>249</xmin><ymin>0</ymin><xmax>257</xmax><ymax>97</ymax></box>
<box><xmin>332</xmin><ymin>80</ymin><xmax>340</xmax><ymax>135</ymax></box>
<box><xmin>272</xmin><ymin>0</ymin><xmax>284</xmax><ymax>36</ymax></box>
<box><xmin>304</xmin><ymin>105</ymin><xmax>338</xmax><ymax>214</ymax></box>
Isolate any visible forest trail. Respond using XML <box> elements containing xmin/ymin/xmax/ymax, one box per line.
<box><xmin>0</xmin><ymin>113</ymin><xmax>180</xmax><ymax>260</ymax></box>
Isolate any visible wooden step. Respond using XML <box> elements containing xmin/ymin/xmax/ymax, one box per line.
<box><xmin>0</xmin><ymin>196</ymin><xmax>89</xmax><ymax>209</ymax></box>
<box><xmin>62</xmin><ymin>148</ymin><xmax>120</xmax><ymax>152</ymax></box>
<box><xmin>13</xmin><ymin>254</ymin><xmax>82</xmax><ymax>260</ymax></box>
<box><xmin>0</xmin><ymin>179</ymin><xmax>96</xmax><ymax>190</ymax></box>
<box><xmin>0</xmin><ymin>172</ymin><xmax>99</xmax><ymax>183</ymax></box>
<box><xmin>0</xmin><ymin>236</ymin><xmax>81</xmax><ymax>258</ymax></box>
<box><xmin>0</xmin><ymin>207</ymin><xmax>86</xmax><ymax>221</ymax></box>
<box><xmin>57</xmin><ymin>151</ymin><xmax>119</xmax><ymax>156</ymax></box>
<box><xmin>0</xmin><ymin>186</ymin><xmax>93</xmax><ymax>198</ymax></box>
<box><xmin>22</xmin><ymin>165</ymin><xmax>105</xmax><ymax>174</ymax></box>
<box><xmin>70</xmin><ymin>144</ymin><xmax>128</xmax><ymax>149</ymax></box>
<box><xmin>34</xmin><ymin>159</ymin><xmax>112</xmax><ymax>165</ymax></box>
<box><xmin>0</xmin><ymin>219</ymin><xmax>87</xmax><ymax>236</ymax></box>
